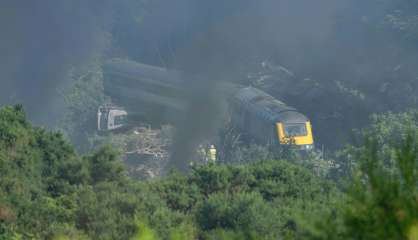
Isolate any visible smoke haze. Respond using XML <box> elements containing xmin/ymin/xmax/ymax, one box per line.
<box><xmin>1</xmin><ymin>0</ymin><xmax>417</xmax><ymax>168</ymax></box>
<box><xmin>0</xmin><ymin>1</ymin><xmax>110</xmax><ymax>125</ymax></box>
<box><xmin>166</xmin><ymin>0</ymin><xmax>348</xmax><ymax>169</ymax></box>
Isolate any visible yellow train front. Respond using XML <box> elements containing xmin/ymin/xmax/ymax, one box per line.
<box><xmin>230</xmin><ymin>87</ymin><xmax>314</xmax><ymax>150</ymax></box>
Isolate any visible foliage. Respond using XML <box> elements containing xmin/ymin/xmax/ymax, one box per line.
<box><xmin>225</xmin><ymin>140</ymin><xmax>335</xmax><ymax>179</ymax></box>
<box><xmin>130</xmin><ymin>220</ymin><xmax>158</xmax><ymax>240</ymax></box>
<box><xmin>302</xmin><ymin>134</ymin><xmax>418</xmax><ymax>239</ymax></box>
<box><xmin>156</xmin><ymin>160</ymin><xmax>336</xmax><ymax>239</ymax></box>
<box><xmin>60</xmin><ymin>63</ymin><xmax>109</xmax><ymax>152</ymax></box>
<box><xmin>0</xmin><ymin>105</ymin><xmax>336</xmax><ymax>239</ymax></box>
<box><xmin>11</xmin><ymin>105</ymin><xmax>418</xmax><ymax>239</ymax></box>
<box><xmin>337</xmin><ymin>109</ymin><xmax>418</xmax><ymax>178</ymax></box>
<box><xmin>0</xmin><ymin>105</ymin><xmax>130</xmax><ymax>239</ymax></box>
<box><xmin>195</xmin><ymin>192</ymin><xmax>279</xmax><ymax>239</ymax></box>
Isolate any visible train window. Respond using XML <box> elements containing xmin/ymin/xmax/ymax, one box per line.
<box><xmin>284</xmin><ymin>123</ymin><xmax>307</xmax><ymax>137</ymax></box>
<box><xmin>114</xmin><ymin>115</ymin><xmax>127</xmax><ymax>126</ymax></box>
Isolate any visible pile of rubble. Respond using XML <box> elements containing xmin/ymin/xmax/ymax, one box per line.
<box><xmin>122</xmin><ymin>125</ymin><xmax>173</xmax><ymax>179</ymax></box>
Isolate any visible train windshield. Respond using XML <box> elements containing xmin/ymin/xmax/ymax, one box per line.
<box><xmin>114</xmin><ymin>114</ymin><xmax>127</xmax><ymax>126</ymax></box>
<box><xmin>284</xmin><ymin>123</ymin><xmax>307</xmax><ymax>137</ymax></box>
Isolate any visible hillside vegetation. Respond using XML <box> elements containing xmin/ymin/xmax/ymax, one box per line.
<box><xmin>0</xmin><ymin>105</ymin><xmax>334</xmax><ymax>239</ymax></box>
<box><xmin>2</xmin><ymin>106</ymin><xmax>418</xmax><ymax>239</ymax></box>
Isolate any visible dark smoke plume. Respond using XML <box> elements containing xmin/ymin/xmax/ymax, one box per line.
<box><xmin>166</xmin><ymin>0</ymin><xmax>347</xmax><ymax>170</ymax></box>
<box><xmin>168</xmin><ymin>1</ymin><xmax>254</xmax><ymax>171</ymax></box>
<box><xmin>0</xmin><ymin>1</ymin><xmax>110</xmax><ymax>125</ymax></box>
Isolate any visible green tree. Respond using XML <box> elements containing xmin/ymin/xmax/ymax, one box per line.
<box><xmin>0</xmin><ymin>105</ymin><xmax>338</xmax><ymax>239</ymax></box>
<box><xmin>60</xmin><ymin>63</ymin><xmax>109</xmax><ymax>152</ymax></box>
<box><xmin>85</xmin><ymin>146</ymin><xmax>125</xmax><ymax>185</ymax></box>
<box><xmin>303</xmin><ymin>134</ymin><xmax>418</xmax><ymax>239</ymax></box>
<box><xmin>196</xmin><ymin>192</ymin><xmax>281</xmax><ymax>239</ymax></box>
<box><xmin>337</xmin><ymin>110</ymin><xmax>418</xmax><ymax>178</ymax></box>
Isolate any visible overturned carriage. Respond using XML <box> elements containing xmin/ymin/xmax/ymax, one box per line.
<box><xmin>103</xmin><ymin>58</ymin><xmax>187</xmax><ymax>124</ymax></box>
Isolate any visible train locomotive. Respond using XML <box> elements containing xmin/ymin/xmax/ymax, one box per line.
<box><xmin>98</xmin><ymin>58</ymin><xmax>314</xmax><ymax>149</ymax></box>
<box><xmin>230</xmin><ymin>86</ymin><xmax>314</xmax><ymax>150</ymax></box>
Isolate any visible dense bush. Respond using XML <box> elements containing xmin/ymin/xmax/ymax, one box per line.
<box><xmin>300</xmin><ymin>110</ymin><xmax>418</xmax><ymax>239</ymax></box>
<box><xmin>301</xmin><ymin>135</ymin><xmax>418</xmax><ymax>240</ymax></box>
<box><xmin>3</xmin><ymin>105</ymin><xmax>418</xmax><ymax>239</ymax></box>
<box><xmin>0</xmin><ymin>106</ymin><xmax>336</xmax><ymax>239</ymax></box>
<box><xmin>336</xmin><ymin>110</ymin><xmax>418</xmax><ymax>179</ymax></box>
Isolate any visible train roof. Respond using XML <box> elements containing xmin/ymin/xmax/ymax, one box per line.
<box><xmin>103</xmin><ymin>58</ymin><xmax>184</xmax><ymax>86</ymax></box>
<box><xmin>103</xmin><ymin>59</ymin><xmax>309</xmax><ymax>123</ymax></box>
<box><xmin>233</xmin><ymin>87</ymin><xmax>308</xmax><ymax>123</ymax></box>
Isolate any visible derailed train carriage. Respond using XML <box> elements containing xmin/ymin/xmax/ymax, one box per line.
<box><xmin>99</xmin><ymin>58</ymin><xmax>314</xmax><ymax>149</ymax></box>
<box><xmin>230</xmin><ymin>87</ymin><xmax>314</xmax><ymax>150</ymax></box>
